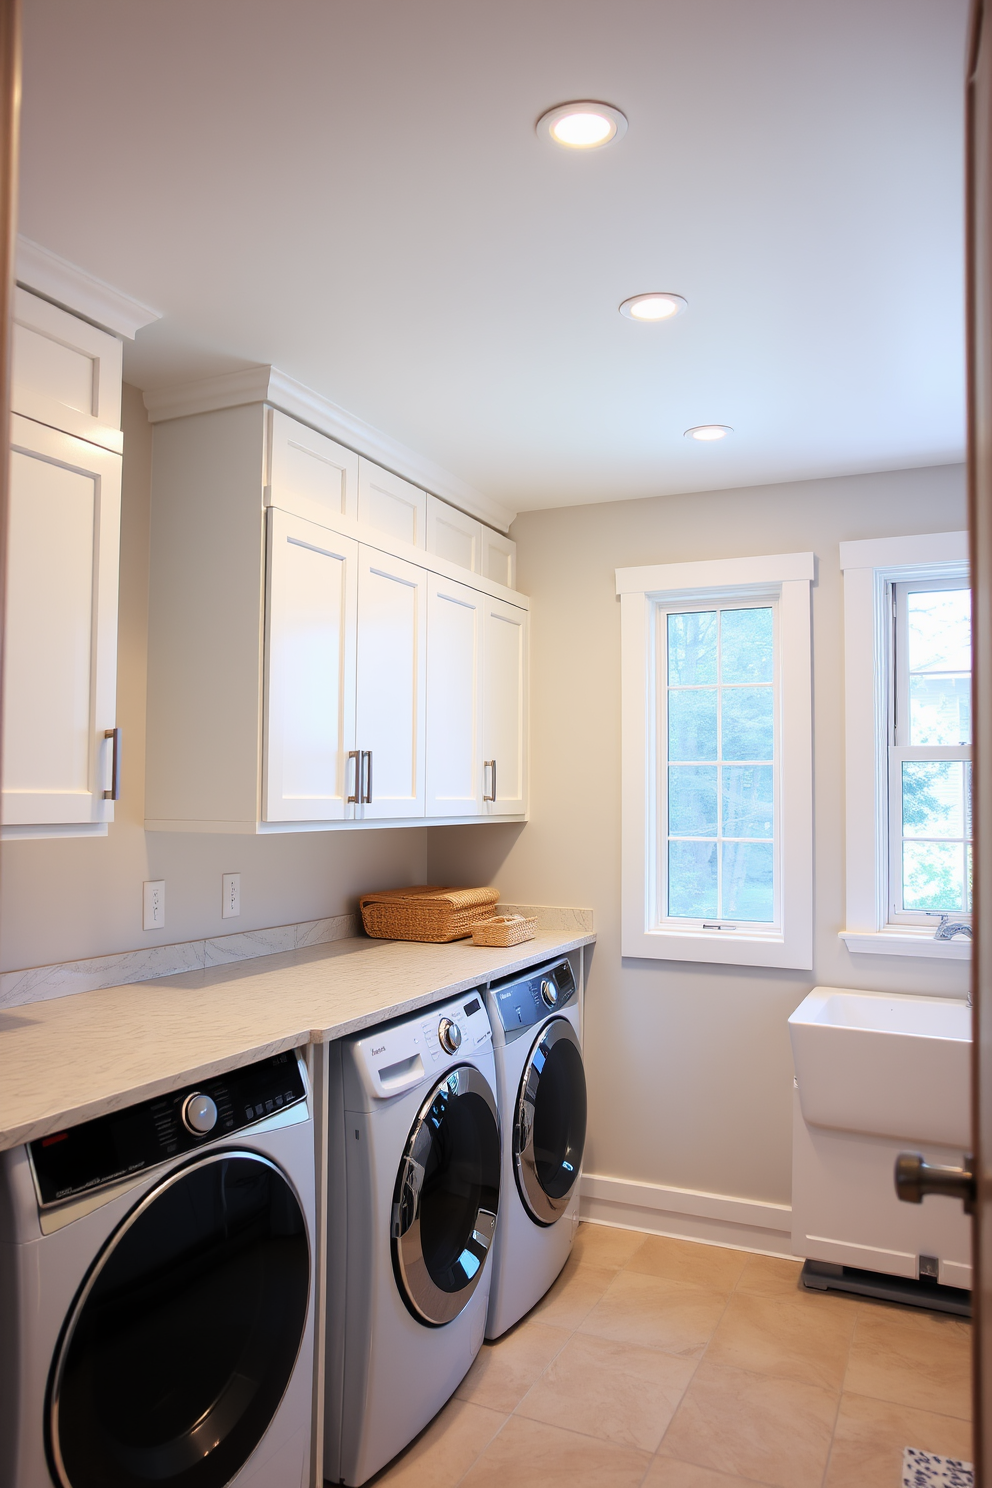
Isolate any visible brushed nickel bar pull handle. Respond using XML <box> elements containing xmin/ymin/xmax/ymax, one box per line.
<box><xmin>348</xmin><ymin>750</ymin><xmax>361</xmax><ymax>804</ymax></box>
<box><xmin>483</xmin><ymin>759</ymin><xmax>496</xmax><ymax>802</ymax></box>
<box><xmin>103</xmin><ymin>727</ymin><xmax>122</xmax><ymax>800</ymax></box>
<box><xmin>492</xmin><ymin>757</ymin><xmax>496</xmax><ymax>803</ymax></box>
<box><xmin>363</xmin><ymin>750</ymin><xmax>373</xmax><ymax>804</ymax></box>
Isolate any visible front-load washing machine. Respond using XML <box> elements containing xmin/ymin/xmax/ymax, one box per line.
<box><xmin>324</xmin><ymin>991</ymin><xmax>500</xmax><ymax>1486</ymax></box>
<box><xmin>0</xmin><ymin>1049</ymin><xmax>316</xmax><ymax>1488</ymax></box>
<box><xmin>483</xmin><ymin>953</ymin><xmax>586</xmax><ymax>1339</ymax></box>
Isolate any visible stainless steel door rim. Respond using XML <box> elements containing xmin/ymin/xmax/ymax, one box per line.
<box><xmin>514</xmin><ymin>1017</ymin><xmax>586</xmax><ymax>1226</ymax></box>
<box><xmin>391</xmin><ymin>1064</ymin><xmax>500</xmax><ymax>1327</ymax></box>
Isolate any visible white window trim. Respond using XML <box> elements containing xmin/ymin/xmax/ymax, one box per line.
<box><xmin>839</xmin><ymin>530</ymin><xmax>971</xmax><ymax>961</ymax></box>
<box><xmin>618</xmin><ymin>551</ymin><xmax>814</xmax><ymax>970</ymax></box>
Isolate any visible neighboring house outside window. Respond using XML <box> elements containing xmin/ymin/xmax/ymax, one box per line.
<box><xmin>617</xmin><ymin>551</ymin><xmax>814</xmax><ymax>970</ymax></box>
<box><xmin>840</xmin><ymin>531</ymin><xmax>971</xmax><ymax>961</ymax></box>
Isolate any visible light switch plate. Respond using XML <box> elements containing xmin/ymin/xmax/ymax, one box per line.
<box><xmin>143</xmin><ymin>880</ymin><xmax>165</xmax><ymax>930</ymax></box>
<box><xmin>222</xmin><ymin>873</ymin><xmax>241</xmax><ymax>919</ymax></box>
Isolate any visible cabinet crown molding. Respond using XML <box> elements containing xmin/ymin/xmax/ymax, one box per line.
<box><xmin>142</xmin><ymin>363</ymin><xmax>515</xmax><ymax>534</ymax></box>
<box><xmin>15</xmin><ymin>237</ymin><xmax>162</xmax><ymax>340</ymax></box>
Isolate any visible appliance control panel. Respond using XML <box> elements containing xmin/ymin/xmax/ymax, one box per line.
<box><xmin>27</xmin><ymin>1050</ymin><xmax>307</xmax><ymax>1208</ymax></box>
<box><xmin>490</xmin><ymin>955</ymin><xmax>577</xmax><ymax>1033</ymax></box>
<box><xmin>354</xmin><ymin>990</ymin><xmax>493</xmax><ymax>1101</ymax></box>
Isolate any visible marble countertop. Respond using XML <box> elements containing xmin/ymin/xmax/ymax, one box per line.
<box><xmin>0</xmin><ymin>930</ymin><xmax>595</xmax><ymax>1151</ymax></box>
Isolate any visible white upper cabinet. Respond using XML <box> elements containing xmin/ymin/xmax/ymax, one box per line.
<box><xmin>357</xmin><ymin>457</ymin><xmax>427</xmax><ymax>549</ymax></box>
<box><xmin>426</xmin><ymin>494</ymin><xmax>483</xmax><ymax>574</ymax></box>
<box><xmin>481</xmin><ymin>527</ymin><xmax>517</xmax><ymax>589</ymax></box>
<box><xmin>264</xmin><ymin>509</ymin><xmax>358</xmax><ymax>822</ymax></box>
<box><xmin>2</xmin><ymin>415</ymin><xmax>122</xmax><ymax>829</ymax></box>
<box><xmin>355</xmin><ymin>548</ymin><xmax>427</xmax><ymax>819</ymax></box>
<box><xmin>426</xmin><ymin>574</ymin><xmax>483</xmax><ymax>817</ymax></box>
<box><xmin>266</xmin><ymin>408</ymin><xmax>359</xmax><ymax>526</ymax></box>
<box><xmin>145</xmin><ymin>402</ymin><xmax>528</xmax><ymax>832</ymax></box>
<box><xmin>11</xmin><ymin>288</ymin><xmax>123</xmax><ymax>453</ymax></box>
<box><xmin>482</xmin><ymin>596</ymin><xmax>528</xmax><ymax>816</ymax></box>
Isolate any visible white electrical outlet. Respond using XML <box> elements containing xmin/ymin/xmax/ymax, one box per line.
<box><xmin>222</xmin><ymin>873</ymin><xmax>241</xmax><ymax>919</ymax></box>
<box><xmin>143</xmin><ymin>880</ymin><xmax>165</xmax><ymax>931</ymax></box>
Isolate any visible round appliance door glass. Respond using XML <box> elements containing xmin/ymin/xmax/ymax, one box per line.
<box><xmin>391</xmin><ymin>1064</ymin><xmax>501</xmax><ymax>1326</ymax></box>
<box><xmin>515</xmin><ymin>1018</ymin><xmax>587</xmax><ymax>1225</ymax></box>
<box><xmin>49</xmin><ymin>1152</ymin><xmax>310</xmax><ymax>1488</ymax></box>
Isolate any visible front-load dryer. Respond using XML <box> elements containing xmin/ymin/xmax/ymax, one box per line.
<box><xmin>0</xmin><ymin>1049</ymin><xmax>316</xmax><ymax>1488</ymax></box>
<box><xmin>324</xmin><ymin>991</ymin><xmax>500</xmax><ymax>1486</ymax></box>
<box><xmin>483</xmin><ymin>953</ymin><xmax>587</xmax><ymax>1340</ymax></box>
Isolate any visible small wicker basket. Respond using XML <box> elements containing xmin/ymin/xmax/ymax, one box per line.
<box><xmin>359</xmin><ymin>885</ymin><xmax>500</xmax><ymax>943</ymax></box>
<box><xmin>469</xmin><ymin>914</ymin><xmax>538</xmax><ymax>947</ymax></box>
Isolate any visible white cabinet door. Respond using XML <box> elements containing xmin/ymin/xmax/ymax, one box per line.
<box><xmin>355</xmin><ymin>547</ymin><xmax>427</xmax><ymax>818</ymax></box>
<box><xmin>2</xmin><ymin>414</ymin><xmax>122</xmax><ymax>826</ymax></box>
<box><xmin>264</xmin><ymin>509</ymin><xmax>358</xmax><ymax>822</ymax></box>
<box><xmin>357</xmin><ymin>458</ymin><xmax>427</xmax><ymax>549</ymax></box>
<box><xmin>426</xmin><ymin>494</ymin><xmax>483</xmax><ymax>574</ymax></box>
<box><xmin>426</xmin><ymin>574</ymin><xmax>483</xmax><ymax>816</ymax></box>
<box><xmin>266</xmin><ymin>408</ymin><xmax>359</xmax><ymax>527</ymax></box>
<box><xmin>481</xmin><ymin>527</ymin><xmax>516</xmax><ymax>589</ymax></box>
<box><xmin>482</xmin><ymin>597</ymin><xmax>528</xmax><ymax>816</ymax></box>
<box><xmin>11</xmin><ymin>288</ymin><xmax>123</xmax><ymax>453</ymax></box>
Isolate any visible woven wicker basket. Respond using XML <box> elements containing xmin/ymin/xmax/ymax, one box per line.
<box><xmin>359</xmin><ymin>885</ymin><xmax>500</xmax><ymax>943</ymax></box>
<box><xmin>469</xmin><ymin>915</ymin><xmax>538</xmax><ymax>947</ymax></box>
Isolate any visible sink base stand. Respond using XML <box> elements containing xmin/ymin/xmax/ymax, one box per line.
<box><xmin>801</xmin><ymin>1259</ymin><xmax>971</xmax><ymax>1317</ymax></box>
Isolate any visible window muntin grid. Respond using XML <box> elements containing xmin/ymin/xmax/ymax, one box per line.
<box><xmin>889</xmin><ymin>578</ymin><xmax>972</xmax><ymax>923</ymax></box>
<box><xmin>661</xmin><ymin>602</ymin><xmax>779</xmax><ymax>927</ymax></box>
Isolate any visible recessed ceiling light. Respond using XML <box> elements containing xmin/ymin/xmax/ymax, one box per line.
<box><xmin>685</xmin><ymin>425</ymin><xmax>733</xmax><ymax>441</ymax></box>
<box><xmin>619</xmin><ymin>293</ymin><xmax>687</xmax><ymax>322</ymax></box>
<box><xmin>538</xmin><ymin>101</ymin><xmax>628</xmax><ymax>149</ymax></box>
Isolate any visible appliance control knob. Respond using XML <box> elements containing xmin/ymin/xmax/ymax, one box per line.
<box><xmin>438</xmin><ymin>1017</ymin><xmax>462</xmax><ymax>1054</ymax></box>
<box><xmin>182</xmin><ymin>1092</ymin><xmax>218</xmax><ymax>1135</ymax></box>
<box><xmin>540</xmin><ymin>978</ymin><xmax>559</xmax><ymax>1008</ymax></box>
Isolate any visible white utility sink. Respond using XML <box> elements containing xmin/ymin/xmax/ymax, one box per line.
<box><xmin>789</xmin><ymin>986</ymin><xmax>971</xmax><ymax>1148</ymax></box>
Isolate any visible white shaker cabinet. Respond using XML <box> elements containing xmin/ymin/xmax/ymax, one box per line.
<box><xmin>267</xmin><ymin>408</ymin><xmax>358</xmax><ymax>527</ymax></box>
<box><xmin>482</xmin><ymin>596</ymin><xmax>529</xmax><ymax>816</ymax></box>
<box><xmin>354</xmin><ymin>548</ymin><xmax>428</xmax><ymax>819</ymax></box>
<box><xmin>2</xmin><ymin>415</ymin><xmax>122</xmax><ymax>830</ymax></box>
<box><xmin>426</xmin><ymin>494</ymin><xmax>483</xmax><ymax>574</ymax></box>
<box><xmin>481</xmin><ymin>527</ymin><xmax>516</xmax><ymax>589</ymax></box>
<box><xmin>426</xmin><ymin>574</ymin><xmax>483</xmax><ymax>817</ymax></box>
<box><xmin>11</xmin><ymin>288</ymin><xmax>123</xmax><ymax>454</ymax></box>
<box><xmin>357</xmin><ymin>458</ymin><xmax>427</xmax><ymax>548</ymax></box>
<box><xmin>145</xmin><ymin>400</ymin><xmax>528</xmax><ymax>831</ymax></box>
<box><xmin>264</xmin><ymin>510</ymin><xmax>358</xmax><ymax>823</ymax></box>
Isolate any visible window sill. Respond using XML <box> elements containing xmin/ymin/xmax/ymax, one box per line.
<box><xmin>839</xmin><ymin>930</ymin><xmax>971</xmax><ymax>961</ymax></box>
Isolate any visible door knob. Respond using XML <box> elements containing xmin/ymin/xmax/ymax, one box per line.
<box><xmin>895</xmin><ymin>1152</ymin><xmax>975</xmax><ymax>1215</ymax></box>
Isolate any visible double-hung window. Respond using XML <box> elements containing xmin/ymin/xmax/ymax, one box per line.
<box><xmin>618</xmin><ymin>552</ymin><xmax>813</xmax><ymax>970</ymax></box>
<box><xmin>840</xmin><ymin>532</ymin><xmax>971</xmax><ymax>958</ymax></box>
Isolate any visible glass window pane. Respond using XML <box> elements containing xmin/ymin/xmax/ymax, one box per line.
<box><xmin>720</xmin><ymin>608</ymin><xmax>773</xmax><ymax>684</ymax></box>
<box><xmin>722</xmin><ymin>765</ymin><xmax>773</xmax><ymax>838</ymax></box>
<box><xmin>907</xmin><ymin>589</ymin><xmax>972</xmax><ymax>674</ymax></box>
<box><xmin>668</xmin><ymin>840</ymin><xmax>717</xmax><ymax>918</ymax></box>
<box><xmin>721</xmin><ymin>686</ymin><xmax>774</xmax><ymax>761</ymax></box>
<box><xmin>667</xmin><ymin>611</ymin><xmax>717</xmax><ymax>684</ymax></box>
<box><xmin>669</xmin><ymin>765</ymin><xmax>718</xmax><ymax>836</ymax></box>
<box><xmin>909</xmin><ymin>674</ymin><xmax>971</xmax><ymax>746</ymax></box>
<box><xmin>668</xmin><ymin>688</ymin><xmax>718</xmax><ymax>761</ymax></box>
<box><xmin>902</xmin><ymin>841</ymin><xmax>965</xmax><ymax>912</ymax></box>
<box><xmin>902</xmin><ymin>762</ymin><xmax>965</xmax><ymax>839</ymax></box>
<box><xmin>721</xmin><ymin>841</ymin><xmax>774</xmax><ymax>921</ymax></box>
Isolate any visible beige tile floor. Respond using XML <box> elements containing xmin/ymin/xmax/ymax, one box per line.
<box><xmin>366</xmin><ymin>1223</ymin><xmax>972</xmax><ymax>1488</ymax></box>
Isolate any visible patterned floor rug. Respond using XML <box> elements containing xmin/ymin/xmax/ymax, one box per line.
<box><xmin>903</xmin><ymin>1448</ymin><xmax>974</xmax><ymax>1486</ymax></box>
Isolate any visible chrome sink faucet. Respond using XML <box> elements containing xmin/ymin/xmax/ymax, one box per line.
<box><xmin>928</xmin><ymin>912</ymin><xmax>973</xmax><ymax>941</ymax></box>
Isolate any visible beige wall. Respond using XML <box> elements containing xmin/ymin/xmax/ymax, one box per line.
<box><xmin>428</xmin><ymin>463</ymin><xmax>969</xmax><ymax>1208</ymax></box>
<box><xmin>0</xmin><ymin>387</ymin><xmax>428</xmax><ymax>972</ymax></box>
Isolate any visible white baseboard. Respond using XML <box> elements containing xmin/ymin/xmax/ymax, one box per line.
<box><xmin>579</xmin><ymin>1172</ymin><xmax>795</xmax><ymax>1259</ymax></box>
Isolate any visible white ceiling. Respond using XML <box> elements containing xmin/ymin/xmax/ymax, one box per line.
<box><xmin>19</xmin><ymin>0</ymin><xmax>969</xmax><ymax>514</ymax></box>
